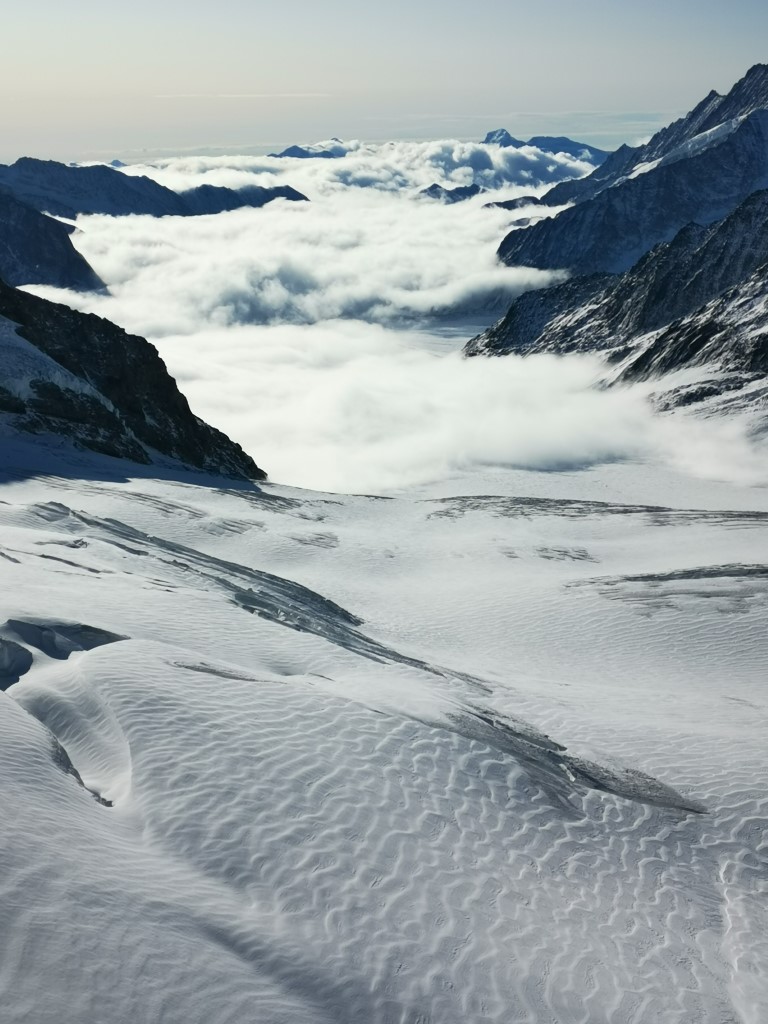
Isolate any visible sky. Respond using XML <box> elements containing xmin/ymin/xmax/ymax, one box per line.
<box><xmin>2</xmin><ymin>0</ymin><xmax>768</xmax><ymax>161</ymax></box>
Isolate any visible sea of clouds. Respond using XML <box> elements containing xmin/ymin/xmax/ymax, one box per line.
<box><xmin>116</xmin><ymin>137</ymin><xmax>595</xmax><ymax>196</ymax></box>
<box><xmin>48</xmin><ymin>189</ymin><xmax>559</xmax><ymax>335</ymax></box>
<box><xmin>29</xmin><ymin>139</ymin><xmax>768</xmax><ymax>492</ymax></box>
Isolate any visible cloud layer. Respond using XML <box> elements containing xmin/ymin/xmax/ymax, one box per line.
<box><xmin>38</xmin><ymin>177</ymin><xmax>561</xmax><ymax>335</ymax></box>
<box><xmin>27</xmin><ymin>143</ymin><xmax>768</xmax><ymax>492</ymax></box>
<box><xmin>115</xmin><ymin>137</ymin><xmax>594</xmax><ymax>196</ymax></box>
<box><xmin>159</xmin><ymin>323</ymin><xmax>654</xmax><ymax>491</ymax></box>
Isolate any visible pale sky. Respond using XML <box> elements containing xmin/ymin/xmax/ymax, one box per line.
<box><xmin>2</xmin><ymin>0</ymin><xmax>767</xmax><ymax>161</ymax></box>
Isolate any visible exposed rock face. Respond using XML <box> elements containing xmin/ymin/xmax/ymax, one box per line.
<box><xmin>467</xmin><ymin>189</ymin><xmax>768</xmax><ymax>408</ymax></box>
<box><xmin>420</xmin><ymin>182</ymin><xmax>487</xmax><ymax>203</ymax></box>
<box><xmin>0</xmin><ymin>191</ymin><xmax>103</xmax><ymax>290</ymax></box>
<box><xmin>497</xmin><ymin>109</ymin><xmax>768</xmax><ymax>275</ymax></box>
<box><xmin>617</xmin><ymin>267</ymin><xmax>768</xmax><ymax>385</ymax></box>
<box><xmin>0</xmin><ymin>158</ymin><xmax>308</xmax><ymax>220</ymax></box>
<box><xmin>0</xmin><ymin>280</ymin><xmax>265</xmax><ymax>479</ymax></box>
<box><xmin>470</xmin><ymin>190</ymin><xmax>768</xmax><ymax>360</ymax></box>
<box><xmin>483</xmin><ymin>196</ymin><xmax>543</xmax><ymax>211</ymax></box>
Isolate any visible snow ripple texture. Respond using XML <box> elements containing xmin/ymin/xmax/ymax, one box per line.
<box><xmin>1</xmin><ymin>453</ymin><xmax>767</xmax><ymax>1023</ymax></box>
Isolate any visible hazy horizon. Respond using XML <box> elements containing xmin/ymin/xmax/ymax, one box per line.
<box><xmin>3</xmin><ymin>0</ymin><xmax>767</xmax><ymax>162</ymax></box>
<box><xmin>0</xmin><ymin>107</ymin><xmax>680</xmax><ymax>165</ymax></box>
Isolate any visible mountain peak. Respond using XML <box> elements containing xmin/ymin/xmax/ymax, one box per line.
<box><xmin>631</xmin><ymin>62</ymin><xmax>768</xmax><ymax>164</ymax></box>
<box><xmin>483</xmin><ymin>129</ymin><xmax>525</xmax><ymax>148</ymax></box>
<box><xmin>741</xmin><ymin>61</ymin><xmax>768</xmax><ymax>81</ymax></box>
<box><xmin>539</xmin><ymin>62</ymin><xmax>768</xmax><ymax>211</ymax></box>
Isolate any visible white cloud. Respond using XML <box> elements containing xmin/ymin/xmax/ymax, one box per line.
<box><xmin>158</xmin><ymin>323</ymin><xmax>652</xmax><ymax>492</ymax></box>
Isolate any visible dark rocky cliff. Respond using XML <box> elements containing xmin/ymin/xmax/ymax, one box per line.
<box><xmin>420</xmin><ymin>183</ymin><xmax>486</xmax><ymax>203</ymax></box>
<box><xmin>0</xmin><ymin>191</ymin><xmax>104</xmax><ymax>290</ymax></box>
<box><xmin>0</xmin><ymin>281</ymin><xmax>265</xmax><ymax>479</ymax></box>
<box><xmin>467</xmin><ymin>190</ymin><xmax>768</xmax><ymax>408</ymax></box>
<box><xmin>470</xmin><ymin>190</ymin><xmax>768</xmax><ymax>360</ymax></box>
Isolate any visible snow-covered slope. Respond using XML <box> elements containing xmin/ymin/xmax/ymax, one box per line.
<box><xmin>540</xmin><ymin>63</ymin><xmax>768</xmax><ymax>209</ymax></box>
<box><xmin>497</xmin><ymin>108</ymin><xmax>768</xmax><ymax>275</ymax></box>
<box><xmin>1</xmin><ymin>434</ymin><xmax>767</xmax><ymax>1023</ymax></box>
<box><xmin>3</xmin><ymin>88</ymin><xmax>768</xmax><ymax>1022</ymax></box>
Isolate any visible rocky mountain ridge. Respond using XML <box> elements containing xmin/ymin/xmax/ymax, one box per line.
<box><xmin>420</xmin><ymin>182</ymin><xmax>487</xmax><ymax>203</ymax></box>
<box><xmin>469</xmin><ymin>189</ymin><xmax>768</xmax><ymax>360</ymax></box>
<box><xmin>0</xmin><ymin>157</ymin><xmax>308</xmax><ymax>220</ymax></box>
<box><xmin>540</xmin><ymin>62</ymin><xmax>768</xmax><ymax>209</ymax></box>
<box><xmin>469</xmin><ymin>65</ymin><xmax>768</xmax><ymax>414</ymax></box>
<box><xmin>268</xmin><ymin>138</ymin><xmax>350</xmax><ymax>159</ymax></box>
<box><xmin>497</xmin><ymin>107</ymin><xmax>768</xmax><ymax>275</ymax></box>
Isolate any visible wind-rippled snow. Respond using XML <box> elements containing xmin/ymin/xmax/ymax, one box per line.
<box><xmin>1</xmin><ymin>435</ymin><xmax>767</xmax><ymax>1023</ymax></box>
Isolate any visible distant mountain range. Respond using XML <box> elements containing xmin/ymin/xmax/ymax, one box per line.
<box><xmin>469</xmin><ymin>64</ymin><xmax>768</xmax><ymax>413</ymax></box>
<box><xmin>268</xmin><ymin>138</ymin><xmax>351</xmax><ymax>159</ymax></box>
<box><xmin>0</xmin><ymin>158</ymin><xmax>308</xmax><ymax>289</ymax></box>
<box><xmin>482</xmin><ymin>130</ymin><xmax>608</xmax><ymax>165</ymax></box>
<box><xmin>270</xmin><ymin>133</ymin><xmax>608</xmax><ymax>166</ymax></box>
<box><xmin>0</xmin><ymin>157</ymin><xmax>308</xmax><ymax>220</ymax></box>
<box><xmin>0</xmin><ymin>281</ymin><xmax>265</xmax><ymax>479</ymax></box>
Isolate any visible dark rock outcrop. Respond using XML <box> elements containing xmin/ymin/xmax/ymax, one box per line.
<box><xmin>0</xmin><ymin>280</ymin><xmax>265</xmax><ymax>479</ymax></box>
<box><xmin>420</xmin><ymin>182</ymin><xmax>487</xmax><ymax>203</ymax></box>
<box><xmin>0</xmin><ymin>157</ymin><xmax>308</xmax><ymax>220</ymax></box>
<box><xmin>617</xmin><ymin>267</ymin><xmax>768</xmax><ymax>386</ymax></box>
<box><xmin>177</xmin><ymin>183</ymin><xmax>307</xmax><ymax>215</ymax></box>
<box><xmin>467</xmin><ymin>189</ymin><xmax>768</xmax><ymax>407</ymax></box>
<box><xmin>470</xmin><ymin>190</ymin><xmax>768</xmax><ymax>360</ymax></box>
<box><xmin>0</xmin><ymin>191</ymin><xmax>104</xmax><ymax>290</ymax></box>
<box><xmin>483</xmin><ymin>196</ymin><xmax>543</xmax><ymax>211</ymax></box>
